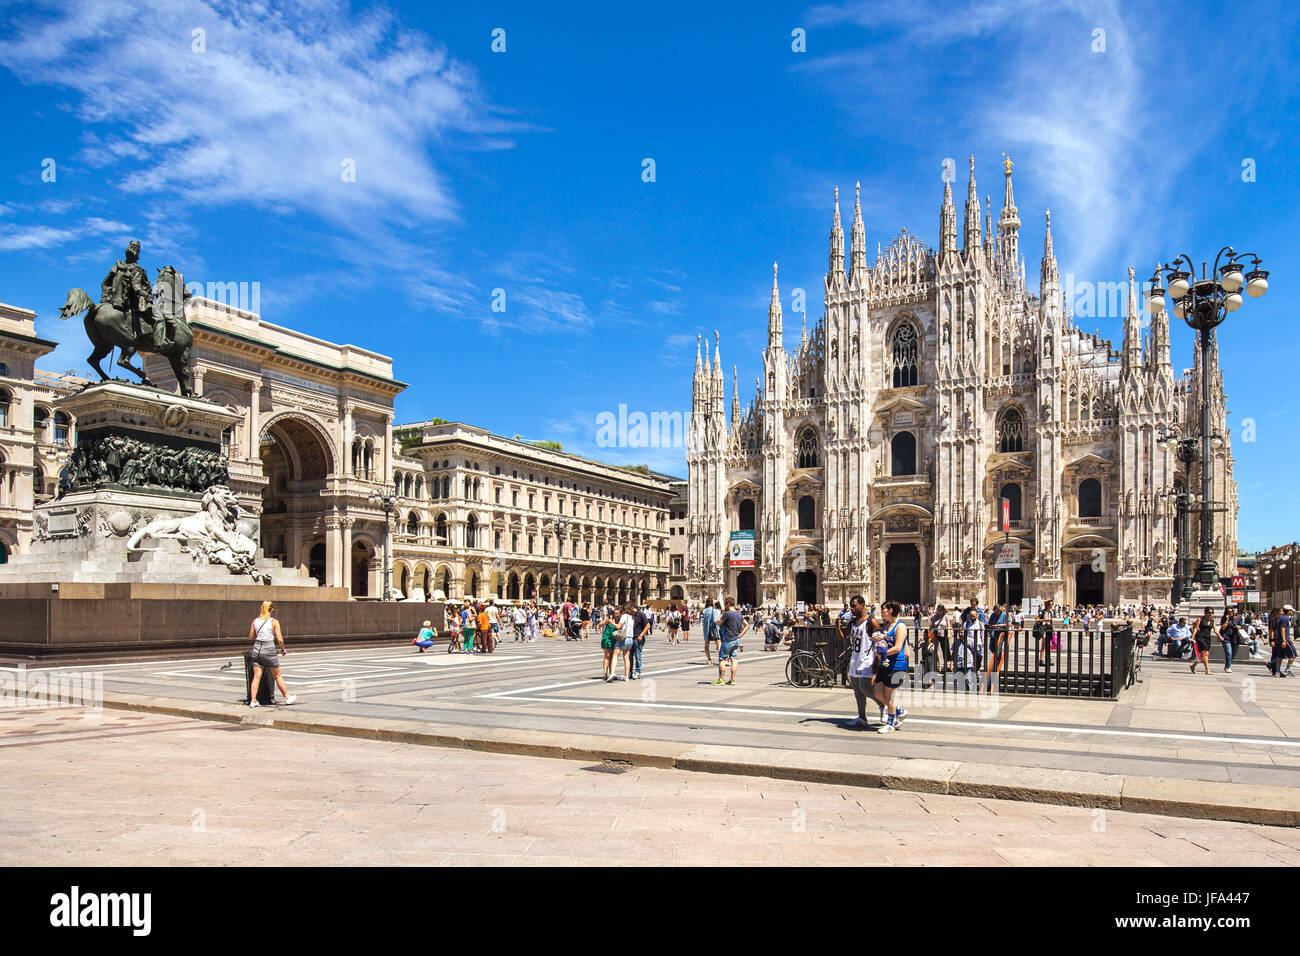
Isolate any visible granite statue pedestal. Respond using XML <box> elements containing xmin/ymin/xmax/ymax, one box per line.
<box><xmin>0</xmin><ymin>381</ymin><xmax>317</xmax><ymax>588</ymax></box>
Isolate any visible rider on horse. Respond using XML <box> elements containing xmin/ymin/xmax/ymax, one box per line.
<box><xmin>101</xmin><ymin>239</ymin><xmax>156</xmax><ymax>344</ymax></box>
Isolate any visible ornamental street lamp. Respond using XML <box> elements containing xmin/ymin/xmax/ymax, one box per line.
<box><xmin>1156</xmin><ymin>482</ymin><xmax>1195</xmax><ymax>603</ymax></box>
<box><xmin>369</xmin><ymin>481</ymin><xmax>400</xmax><ymax>601</ymax></box>
<box><xmin>547</xmin><ymin>515</ymin><xmax>572</xmax><ymax>604</ymax></box>
<box><xmin>1148</xmin><ymin>248</ymin><xmax>1268</xmax><ymax>592</ymax></box>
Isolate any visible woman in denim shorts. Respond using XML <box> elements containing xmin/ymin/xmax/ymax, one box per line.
<box><xmin>248</xmin><ymin>601</ymin><xmax>297</xmax><ymax>707</ymax></box>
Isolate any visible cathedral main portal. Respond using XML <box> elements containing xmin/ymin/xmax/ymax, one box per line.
<box><xmin>885</xmin><ymin>544</ymin><xmax>921</xmax><ymax>603</ymax></box>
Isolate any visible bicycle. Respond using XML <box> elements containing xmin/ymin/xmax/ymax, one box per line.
<box><xmin>1124</xmin><ymin>632</ymin><xmax>1146</xmax><ymax>689</ymax></box>
<box><xmin>786</xmin><ymin>639</ymin><xmax>850</xmax><ymax>688</ymax></box>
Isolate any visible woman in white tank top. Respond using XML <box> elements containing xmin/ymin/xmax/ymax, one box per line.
<box><xmin>248</xmin><ymin>600</ymin><xmax>297</xmax><ymax>707</ymax></box>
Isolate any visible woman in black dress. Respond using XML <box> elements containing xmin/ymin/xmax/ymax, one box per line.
<box><xmin>1191</xmin><ymin>607</ymin><xmax>1217</xmax><ymax>675</ymax></box>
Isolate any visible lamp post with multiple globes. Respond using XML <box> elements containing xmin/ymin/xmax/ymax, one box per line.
<box><xmin>1147</xmin><ymin>248</ymin><xmax>1268</xmax><ymax>594</ymax></box>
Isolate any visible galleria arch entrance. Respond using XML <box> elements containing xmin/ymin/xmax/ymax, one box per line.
<box><xmin>259</xmin><ymin>415</ymin><xmax>333</xmax><ymax>576</ymax></box>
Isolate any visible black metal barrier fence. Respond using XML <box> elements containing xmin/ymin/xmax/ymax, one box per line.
<box><xmin>790</xmin><ymin>622</ymin><xmax>1136</xmax><ymax>699</ymax></box>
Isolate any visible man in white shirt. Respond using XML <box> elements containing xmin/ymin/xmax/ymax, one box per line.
<box><xmin>838</xmin><ymin>595</ymin><xmax>882</xmax><ymax>727</ymax></box>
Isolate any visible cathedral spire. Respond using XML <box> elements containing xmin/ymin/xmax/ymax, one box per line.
<box><xmin>998</xmin><ymin>153</ymin><xmax>1021</xmax><ymax>271</ymax></box>
<box><xmin>731</xmin><ymin>365</ymin><xmax>740</xmax><ymax>426</ymax></box>
<box><xmin>984</xmin><ymin>198</ymin><xmax>994</xmax><ymax>261</ymax></box>
<box><xmin>939</xmin><ymin>167</ymin><xmax>957</xmax><ymax>264</ymax></box>
<box><xmin>712</xmin><ymin>329</ymin><xmax>722</xmax><ymax>379</ymax></box>
<box><xmin>695</xmin><ymin>333</ymin><xmax>703</xmax><ymax>376</ymax></box>
<box><xmin>963</xmin><ymin>156</ymin><xmax>981</xmax><ymax>256</ymax></box>
<box><xmin>1123</xmin><ymin>266</ymin><xmax>1142</xmax><ymax>375</ymax></box>
<box><xmin>768</xmin><ymin>261</ymin><xmax>782</xmax><ymax>347</ymax></box>
<box><xmin>1148</xmin><ymin>260</ymin><xmax>1172</xmax><ymax>374</ymax></box>
<box><xmin>828</xmin><ymin>188</ymin><xmax>845</xmax><ymax>286</ymax></box>
<box><xmin>850</xmin><ymin>181</ymin><xmax>867</xmax><ymax>286</ymax></box>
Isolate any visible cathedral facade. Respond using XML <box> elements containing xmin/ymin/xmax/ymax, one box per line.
<box><xmin>686</xmin><ymin>157</ymin><xmax>1238</xmax><ymax>609</ymax></box>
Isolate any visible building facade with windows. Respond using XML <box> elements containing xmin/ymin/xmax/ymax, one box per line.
<box><xmin>666</xmin><ymin>479</ymin><xmax>688</xmax><ymax>601</ymax></box>
<box><xmin>389</xmin><ymin>421</ymin><xmax>674</xmax><ymax>604</ymax></box>
<box><xmin>687</xmin><ymin>158</ymin><xmax>1238</xmax><ymax>609</ymax></box>
<box><xmin>0</xmin><ymin>303</ymin><xmax>82</xmax><ymax>562</ymax></box>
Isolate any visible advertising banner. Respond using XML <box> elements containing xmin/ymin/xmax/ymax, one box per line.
<box><xmin>728</xmin><ymin>530</ymin><xmax>755</xmax><ymax>568</ymax></box>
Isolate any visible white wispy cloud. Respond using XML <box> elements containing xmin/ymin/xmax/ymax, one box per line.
<box><xmin>0</xmin><ymin>0</ymin><xmax>517</xmax><ymax>307</ymax></box>
<box><xmin>796</xmin><ymin>0</ymin><xmax>1191</xmax><ymax>279</ymax></box>
<box><xmin>0</xmin><ymin>216</ymin><xmax>130</xmax><ymax>252</ymax></box>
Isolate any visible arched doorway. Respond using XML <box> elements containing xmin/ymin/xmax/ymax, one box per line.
<box><xmin>736</xmin><ymin>570</ymin><xmax>757</xmax><ymax>607</ymax></box>
<box><xmin>259</xmin><ymin>416</ymin><xmax>333</xmax><ymax>574</ymax></box>
<box><xmin>885</xmin><ymin>543</ymin><xmax>921</xmax><ymax>603</ymax></box>
<box><xmin>308</xmin><ymin>543</ymin><xmax>325</xmax><ymax>586</ymax></box>
<box><xmin>396</xmin><ymin>564</ymin><xmax>409</xmax><ymax>599</ymax></box>
<box><xmin>507</xmin><ymin>572</ymin><xmax>520</xmax><ymax>599</ymax></box>
<box><xmin>1076</xmin><ymin>563</ymin><xmax>1105</xmax><ymax>605</ymax></box>
<box><xmin>997</xmin><ymin>567</ymin><xmax>1024</xmax><ymax>607</ymax></box>
<box><xmin>670</xmin><ymin>585</ymin><xmax>684</xmax><ymax>600</ymax></box>
<box><xmin>351</xmin><ymin>539</ymin><xmax>372</xmax><ymax>597</ymax></box>
<box><xmin>795</xmin><ymin>570</ymin><xmax>817</xmax><ymax>604</ymax></box>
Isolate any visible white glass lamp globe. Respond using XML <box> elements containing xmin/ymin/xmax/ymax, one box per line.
<box><xmin>1219</xmin><ymin>264</ymin><xmax>1244</xmax><ymax>292</ymax></box>
<box><xmin>1224</xmin><ymin>291</ymin><xmax>1243</xmax><ymax>312</ymax></box>
<box><xmin>1146</xmin><ymin>292</ymin><xmax>1165</xmax><ymax>314</ymax></box>
<box><xmin>1168</xmin><ymin>273</ymin><xmax>1191</xmax><ymax>298</ymax></box>
<box><xmin>1246</xmin><ymin>271</ymin><xmax>1269</xmax><ymax>298</ymax></box>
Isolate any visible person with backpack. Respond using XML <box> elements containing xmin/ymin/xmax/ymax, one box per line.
<box><xmin>667</xmin><ymin>605</ymin><xmax>681</xmax><ymax>644</ymax></box>
<box><xmin>699</xmin><ymin>599</ymin><xmax>718</xmax><ymax>664</ymax></box>
<box><xmin>631</xmin><ymin>604</ymin><xmax>652</xmax><ymax>679</ymax></box>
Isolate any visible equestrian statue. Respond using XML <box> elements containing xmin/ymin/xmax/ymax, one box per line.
<box><xmin>57</xmin><ymin>239</ymin><xmax>196</xmax><ymax>397</ymax></box>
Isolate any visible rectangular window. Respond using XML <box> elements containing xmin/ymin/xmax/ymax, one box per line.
<box><xmin>512</xmin><ymin>533</ymin><xmax>519</xmax><ymax>552</ymax></box>
<box><xmin>672</xmin><ymin>556</ymin><xmax>683</xmax><ymax>575</ymax></box>
<box><xmin>528</xmin><ymin>535</ymin><xmax>535</xmax><ymax>554</ymax></box>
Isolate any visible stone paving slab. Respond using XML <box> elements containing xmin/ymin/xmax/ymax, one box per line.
<box><xmin>4</xmin><ymin>705</ymin><xmax>1298</xmax><ymax>866</ymax></box>
<box><xmin>8</xmin><ymin>637</ymin><xmax>1298</xmax><ymax>828</ymax></box>
<box><xmin>14</xmin><ymin>686</ymin><xmax>1292</xmax><ymax>826</ymax></box>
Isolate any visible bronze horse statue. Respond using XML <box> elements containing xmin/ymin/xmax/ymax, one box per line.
<box><xmin>58</xmin><ymin>264</ymin><xmax>195</xmax><ymax>397</ymax></box>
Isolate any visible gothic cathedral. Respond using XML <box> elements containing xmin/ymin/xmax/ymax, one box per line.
<box><xmin>685</xmin><ymin>157</ymin><xmax>1237</xmax><ymax>609</ymax></box>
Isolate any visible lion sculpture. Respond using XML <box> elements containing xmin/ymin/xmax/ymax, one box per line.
<box><xmin>127</xmin><ymin>485</ymin><xmax>269</xmax><ymax>584</ymax></box>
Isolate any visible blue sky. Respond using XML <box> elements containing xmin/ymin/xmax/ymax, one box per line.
<box><xmin>1</xmin><ymin>0</ymin><xmax>1298</xmax><ymax>550</ymax></box>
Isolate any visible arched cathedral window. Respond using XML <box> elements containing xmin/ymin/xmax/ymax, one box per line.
<box><xmin>887</xmin><ymin>321</ymin><xmax>920</xmax><ymax>388</ymax></box>
<box><xmin>795</xmin><ymin>427</ymin><xmax>820</xmax><ymax>469</ymax></box>
<box><xmin>997</xmin><ymin>407</ymin><xmax>1026</xmax><ymax>453</ymax></box>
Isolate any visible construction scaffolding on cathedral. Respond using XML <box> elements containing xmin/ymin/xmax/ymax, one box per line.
<box><xmin>686</xmin><ymin>159</ymin><xmax>1238</xmax><ymax>609</ymax></box>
